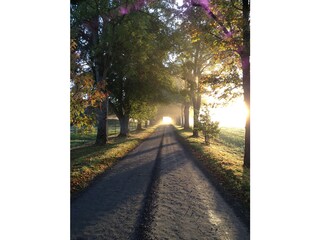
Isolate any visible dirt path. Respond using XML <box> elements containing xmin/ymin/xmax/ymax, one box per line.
<box><xmin>71</xmin><ymin>126</ymin><xmax>164</xmax><ymax>239</ymax></box>
<box><xmin>145</xmin><ymin>125</ymin><xmax>249</xmax><ymax>239</ymax></box>
<box><xmin>71</xmin><ymin>125</ymin><xmax>249</xmax><ymax>239</ymax></box>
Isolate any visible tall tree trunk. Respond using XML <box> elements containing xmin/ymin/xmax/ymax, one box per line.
<box><xmin>144</xmin><ymin>120</ymin><xmax>148</xmax><ymax>128</ymax></box>
<box><xmin>242</xmin><ymin>53</ymin><xmax>250</xmax><ymax>168</ymax></box>
<box><xmin>184</xmin><ymin>103</ymin><xmax>190</xmax><ymax>129</ymax></box>
<box><xmin>181</xmin><ymin>104</ymin><xmax>185</xmax><ymax>127</ymax></box>
<box><xmin>90</xmin><ymin>17</ymin><xmax>109</xmax><ymax>146</ymax></box>
<box><xmin>95</xmin><ymin>99</ymin><xmax>108</xmax><ymax>145</ymax></box>
<box><xmin>242</xmin><ymin>0</ymin><xmax>250</xmax><ymax>168</ymax></box>
<box><xmin>118</xmin><ymin>115</ymin><xmax>130</xmax><ymax>137</ymax></box>
<box><xmin>192</xmin><ymin>94</ymin><xmax>201</xmax><ymax>137</ymax></box>
<box><xmin>137</xmin><ymin>120</ymin><xmax>143</xmax><ymax>130</ymax></box>
<box><xmin>192</xmin><ymin>42</ymin><xmax>201</xmax><ymax>137</ymax></box>
<box><xmin>241</xmin><ymin>54</ymin><xmax>250</xmax><ymax>168</ymax></box>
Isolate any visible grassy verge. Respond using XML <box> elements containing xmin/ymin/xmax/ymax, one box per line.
<box><xmin>70</xmin><ymin>119</ymin><xmax>138</xmax><ymax>148</ymax></box>
<box><xmin>218</xmin><ymin>127</ymin><xmax>245</xmax><ymax>150</ymax></box>
<box><xmin>71</xmin><ymin>132</ymin><xmax>96</xmax><ymax>148</ymax></box>
<box><xmin>71</xmin><ymin>125</ymin><xmax>159</xmax><ymax>197</ymax></box>
<box><xmin>175</xmin><ymin>126</ymin><xmax>249</xmax><ymax>223</ymax></box>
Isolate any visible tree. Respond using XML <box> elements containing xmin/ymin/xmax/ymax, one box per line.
<box><xmin>190</xmin><ymin>0</ymin><xmax>250</xmax><ymax>167</ymax></box>
<box><xmin>106</xmin><ymin>8</ymin><xmax>175</xmax><ymax>136</ymax></box>
<box><xmin>174</xmin><ymin>5</ymin><xmax>226</xmax><ymax>137</ymax></box>
<box><xmin>131</xmin><ymin>101</ymin><xmax>157</xmax><ymax>130</ymax></box>
<box><xmin>71</xmin><ymin>0</ymin><xmax>176</xmax><ymax>140</ymax></box>
<box><xmin>70</xmin><ymin>0</ymin><xmax>118</xmax><ymax>145</ymax></box>
<box><xmin>177</xmin><ymin>35</ymin><xmax>216</xmax><ymax>137</ymax></box>
<box><xmin>198</xmin><ymin>106</ymin><xmax>220</xmax><ymax>145</ymax></box>
<box><xmin>70</xmin><ymin>39</ymin><xmax>98</xmax><ymax>131</ymax></box>
<box><xmin>181</xmin><ymin>89</ymin><xmax>192</xmax><ymax>130</ymax></box>
<box><xmin>241</xmin><ymin>0</ymin><xmax>250</xmax><ymax>168</ymax></box>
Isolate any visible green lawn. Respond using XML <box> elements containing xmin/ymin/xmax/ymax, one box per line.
<box><xmin>175</xmin><ymin>126</ymin><xmax>249</xmax><ymax>217</ymax></box>
<box><xmin>71</xmin><ymin>119</ymin><xmax>138</xmax><ymax>148</ymax></box>
<box><xmin>218</xmin><ymin>127</ymin><xmax>245</xmax><ymax>151</ymax></box>
<box><xmin>70</xmin><ymin>132</ymin><xmax>97</xmax><ymax>148</ymax></box>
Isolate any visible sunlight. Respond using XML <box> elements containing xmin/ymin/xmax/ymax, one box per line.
<box><xmin>176</xmin><ymin>0</ymin><xmax>183</xmax><ymax>6</ymax></box>
<box><xmin>162</xmin><ymin>116</ymin><xmax>173</xmax><ymax>124</ymax></box>
<box><xmin>203</xmin><ymin>96</ymin><xmax>248</xmax><ymax>128</ymax></box>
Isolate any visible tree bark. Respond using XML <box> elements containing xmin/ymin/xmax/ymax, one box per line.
<box><xmin>242</xmin><ymin>0</ymin><xmax>250</xmax><ymax>168</ymax></box>
<box><xmin>192</xmin><ymin>94</ymin><xmax>201</xmax><ymax>137</ymax></box>
<box><xmin>144</xmin><ymin>120</ymin><xmax>148</xmax><ymax>128</ymax></box>
<box><xmin>90</xmin><ymin>16</ymin><xmax>109</xmax><ymax>146</ymax></box>
<box><xmin>241</xmin><ymin>53</ymin><xmax>250</xmax><ymax>168</ymax></box>
<box><xmin>184</xmin><ymin>103</ymin><xmax>190</xmax><ymax>129</ymax></box>
<box><xmin>181</xmin><ymin>104</ymin><xmax>185</xmax><ymax>127</ymax></box>
<box><xmin>95</xmin><ymin>99</ymin><xmax>108</xmax><ymax>145</ymax></box>
<box><xmin>205</xmin><ymin>134</ymin><xmax>210</xmax><ymax>145</ymax></box>
<box><xmin>118</xmin><ymin>115</ymin><xmax>130</xmax><ymax>137</ymax></box>
<box><xmin>192</xmin><ymin>42</ymin><xmax>201</xmax><ymax>137</ymax></box>
<box><xmin>137</xmin><ymin>120</ymin><xmax>143</xmax><ymax>130</ymax></box>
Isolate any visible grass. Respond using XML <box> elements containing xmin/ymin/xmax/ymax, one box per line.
<box><xmin>175</xmin><ymin>126</ymin><xmax>250</xmax><ymax>218</ymax></box>
<box><xmin>71</xmin><ymin>125</ymin><xmax>159</xmax><ymax>196</ymax></box>
<box><xmin>218</xmin><ymin>127</ymin><xmax>245</xmax><ymax>151</ymax></box>
<box><xmin>70</xmin><ymin>132</ymin><xmax>96</xmax><ymax>148</ymax></box>
<box><xmin>70</xmin><ymin>119</ymin><xmax>138</xmax><ymax>148</ymax></box>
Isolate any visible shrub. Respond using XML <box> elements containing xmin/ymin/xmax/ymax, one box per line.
<box><xmin>198</xmin><ymin>107</ymin><xmax>220</xmax><ymax>145</ymax></box>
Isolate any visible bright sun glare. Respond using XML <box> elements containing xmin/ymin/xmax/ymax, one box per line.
<box><xmin>204</xmin><ymin>96</ymin><xmax>248</xmax><ymax>128</ymax></box>
<box><xmin>176</xmin><ymin>0</ymin><xmax>183</xmax><ymax>6</ymax></box>
<box><xmin>162</xmin><ymin>116</ymin><xmax>173</xmax><ymax>124</ymax></box>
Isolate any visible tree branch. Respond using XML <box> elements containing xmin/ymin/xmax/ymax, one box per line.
<box><xmin>191</xmin><ymin>0</ymin><xmax>230</xmax><ymax>36</ymax></box>
<box><xmin>231</xmin><ymin>0</ymin><xmax>243</xmax><ymax>11</ymax></box>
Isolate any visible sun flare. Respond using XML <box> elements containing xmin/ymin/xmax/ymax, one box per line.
<box><xmin>162</xmin><ymin>116</ymin><xmax>173</xmax><ymax>124</ymax></box>
<box><xmin>203</xmin><ymin>96</ymin><xmax>248</xmax><ymax>128</ymax></box>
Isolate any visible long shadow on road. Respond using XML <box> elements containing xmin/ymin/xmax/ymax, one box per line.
<box><xmin>71</xmin><ymin>125</ymin><xmax>249</xmax><ymax>239</ymax></box>
<box><xmin>71</xmin><ymin>134</ymin><xmax>164</xmax><ymax>162</ymax></box>
<box><xmin>71</xmin><ymin>126</ymin><xmax>166</xmax><ymax>239</ymax></box>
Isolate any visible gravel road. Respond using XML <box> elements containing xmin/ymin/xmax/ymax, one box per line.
<box><xmin>71</xmin><ymin>125</ymin><xmax>249</xmax><ymax>239</ymax></box>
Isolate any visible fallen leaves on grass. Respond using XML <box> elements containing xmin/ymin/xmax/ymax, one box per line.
<box><xmin>71</xmin><ymin>126</ymin><xmax>158</xmax><ymax>196</ymax></box>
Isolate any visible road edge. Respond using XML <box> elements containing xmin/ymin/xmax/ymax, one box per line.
<box><xmin>71</xmin><ymin>125</ymin><xmax>162</xmax><ymax>203</ymax></box>
<box><xmin>172</xmin><ymin>125</ymin><xmax>250</xmax><ymax>230</ymax></box>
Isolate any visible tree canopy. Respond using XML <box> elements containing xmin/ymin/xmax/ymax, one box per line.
<box><xmin>70</xmin><ymin>0</ymin><xmax>250</xmax><ymax>167</ymax></box>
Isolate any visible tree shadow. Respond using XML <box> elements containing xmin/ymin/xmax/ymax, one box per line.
<box><xmin>71</xmin><ymin>132</ymin><xmax>164</xmax><ymax>162</ymax></box>
<box><xmin>72</xmin><ymin>125</ymin><xmax>249</xmax><ymax>238</ymax></box>
<box><xmin>71</xmin><ymin>131</ymin><xmax>186</xmax><ymax>239</ymax></box>
<box><xmin>240</xmin><ymin>166</ymin><xmax>250</xmax><ymax>227</ymax></box>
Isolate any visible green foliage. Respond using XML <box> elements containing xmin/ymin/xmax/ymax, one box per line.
<box><xmin>198</xmin><ymin>106</ymin><xmax>220</xmax><ymax>144</ymax></box>
<box><xmin>130</xmin><ymin>101</ymin><xmax>157</xmax><ymax>122</ymax></box>
<box><xmin>70</xmin><ymin>40</ymin><xmax>97</xmax><ymax>128</ymax></box>
<box><xmin>70</xmin><ymin>0</ymin><xmax>248</xmax><ymax>149</ymax></box>
<box><xmin>173</xmin><ymin>0</ymin><xmax>245</xmax><ymax>111</ymax></box>
<box><xmin>71</xmin><ymin>0</ymin><xmax>178</xmax><ymax>135</ymax></box>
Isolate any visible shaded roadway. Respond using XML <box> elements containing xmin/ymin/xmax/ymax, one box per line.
<box><xmin>71</xmin><ymin>125</ymin><xmax>249</xmax><ymax>239</ymax></box>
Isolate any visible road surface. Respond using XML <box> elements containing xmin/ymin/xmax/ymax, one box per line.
<box><xmin>71</xmin><ymin>125</ymin><xmax>249</xmax><ymax>239</ymax></box>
